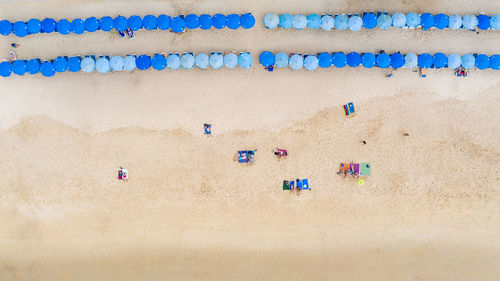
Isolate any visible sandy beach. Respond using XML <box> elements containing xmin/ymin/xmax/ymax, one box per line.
<box><xmin>1</xmin><ymin>0</ymin><xmax>500</xmax><ymax>280</ymax></box>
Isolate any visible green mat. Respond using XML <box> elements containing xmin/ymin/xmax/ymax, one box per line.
<box><xmin>360</xmin><ymin>163</ymin><xmax>371</xmax><ymax>176</ymax></box>
<box><xmin>283</xmin><ymin>180</ymin><xmax>290</xmax><ymax>190</ymax></box>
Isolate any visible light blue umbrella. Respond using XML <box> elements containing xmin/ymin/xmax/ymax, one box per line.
<box><xmin>275</xmin><ymin>52</ymin><xmax>289</xmax><ymax>68</ymax></box>
<box><xmin>334</xmin><ymin>14</ymin><xmax>348</xmax><ymax>30</ymax></box>
<box><xmin>461</xmin><ymin>54</ymin><xmax>475</xmax><ymax>69</ymax></box>
<box><xmin>392</xmin><ymin>12</ymin><xmax>406</xmax><ymax>28</ymax></box>
<box><xmin>81</xmin><ymin>57</ymin><xmax>95</xmax><ymax>73</ymax></box>
<box><xmin>195</xmin><ymin>53</ymin><xmax>209</xmax><ymax>69</ymax></box>
<box><xmin>238</xmin><ymin>52</ymin><xmax>253</xmax><ymax>69</ymax></box>
<box><xmin>167</xmin><ymin>54</ymin><xmax>180</xmax><ymax>70</ymax></box>
<box><xmin>289</xmin><ymin>54</ymin><xmax>303</xmax><ymax>70</ymax></box>
<box><xmin>348</xmin><ymin>15</ymin><xmax>362</xmax><ymax>31</ymax></box>
<box><xmin>110</xmin><ymin>56</ymin><xmax>124</xmax><ymax>71</ymax></box>
<box><xmin>293</xmin><ymin>15</ymin><xmax>307</xmax><ymax>29</ymax></box>
<box><xmin>406</xmin><ymin>12</ymin><xmax>421</xmax><ymax>28</ymax></box>
<box><xmin>223</xmin><ymin>53</ymin><xmax>238</xmax><ymax>68</ymax></box>
<box><xmin>321</xmin><ymin>15</ymin><xmax>334</xmax><ymax>30</ymax></box>
<box><xmin>303</xmin><ymin>55</ymin><xmax>318</xmax><ymax>71</ymax></box>
<box><xmin>447</xmin><ymin>54</ymin><xmax>461</xmax><ymax>69</ymax></box>
<box><xmin>209</xmin><ymin>53</ymin><xmax>223</xmax><ymax>69</ymax></box>
<box><xmin>404</xmin><ymin>53</ymin><xmax>417</xmax><ymax>68</ymax></box>
<box><xmin>181</xmin><ymin>53</ymin><xmax>195</xmax><ymax>69</ymax></box>
<box><xmin>462</xmin><ymin>15</ymin><xmax>477</xmax><ymax>30</ymax></box>
<box><xmin>279</xmin><ymin>13</ymin><xmax>293</xmax><ymax>28</ymax></box>
<box><xmin>490</xmin><ymin>14</ymin><xmax>500</xmax><ymax>30</ymax></box>
<box><xmin>377</xmin><ymin>14</ymin><xmax>392</xmax><ymax>30</ymax></box>
<box><xmin>264</xmin><ymin>13</ymin><xmax>279</xmax><ymax>29</ymax></box>
<box><xmin>448</xmin><ymin>14</ymin><xmax>462</xmax><ymax>30</ymax></box>
<box><xmin>124</xmin><ymin>55</ymin><xmax>136</xmax><ymax>71</ymax></box>
<box><xmin>307</xmin><ymin>14</ymin><xmax>321</xmax><ymax>29</ymax></box>
<box><xmin>96</xmin><ymin>57</ymin><xmax>110</xmax><ymax>74</ymax></box>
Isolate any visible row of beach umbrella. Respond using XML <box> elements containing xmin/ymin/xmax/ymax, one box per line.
<box><xmin>0</xmin><ymin>13</ymin><xmax>255</xmax><ymax>37</ymax></box>
<box><xmin>264</xmin><ymin>13</ymin><xmax>500</xmax><ymax>31</ymax></box>
<box><xmin>259</xmin><ymin>51</ymin><xmax>500</xmax><ymax>71</ymax></box>
<box><xmin>0</xmin><ymin>52</ymin><xmax>253</xmax><ymax>77</ymax></box>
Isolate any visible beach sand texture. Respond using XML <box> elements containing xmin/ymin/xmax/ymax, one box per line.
<box><xmin>1</xmin><ymin>0</ymin><xmax>500</xmax><ymax>280</ymax></box>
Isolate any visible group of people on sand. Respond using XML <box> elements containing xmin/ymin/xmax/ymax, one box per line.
<box><xmin>337</xmin><ymin>162</ymin><xmax>359</xmax><ymax>179</ymax></box>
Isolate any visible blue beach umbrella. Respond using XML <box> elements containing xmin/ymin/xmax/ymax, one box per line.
<box><xmin>226</xmin><ymin>14</ymin><xmax>240</xmax><ymax>30</ymax></box>
<box><xmin>475</xmin><ymin>54</ymin><xmax>489</xmax><ymax>69</ymax></box>
<box><xmin>461</xmin><ymin>54</ymin><xmax>475</xmax><ymax>69</ymax></box>
<box><xmin>420</xmin><ymin>13</ymin><xmax>434</xmax><ymax>29</ymax></box>
<box><xmin>318</xmin><ymin>52</ymin><xmax>332</xmax><ymax>68</ymax></box>
<box><xmin>152</xmin><ymin>54</ymin><xmax>167</xmax><ymax>70</ymax></box>
<box><xmin>240</xmin><ymin>13</ymin><xmax>255</xmax><ymax>29</ymax></box>
<box><xmin>41</xmin><ymin>18</ymin><xmax>56</xmax><ymax>33</ymax></box>
<box><xmin>67</xmin><ymin>56</ymin><xmax>81</xmax><ymax>72</ymax></box>
<box><xmin>127</xmin><ymin>15</ymin><xmax>142</xmax><ymax>31</ymax></box>
<box><xmin>321</xmin><ymin>15</ymin><xmax>334</xmax><ymax>30</ymax></box>
<box><xmin>348</xmin><ymin>15</ymin><xmax>363</xmax><ymax>31</ymax></box>
<box><xmin>199</xmin><ymin>14</ymin><xmax>212</xmax><ymax>30</ymax></box>
<box><xmin>114</xmin><ymin>16</ymin><xmax>128</xmax><ymax>32</ymax></box>
<box><xmin>392</xmin><ymin>12</ymin><xmax>406</xmax><ymax>28</ymax></box>
<box><xmin>390</xmin><ymin>53</ymin><xmax>405</xmax><ymax>68</ymax></box>
<box><xmin>264</xmin><ymin>13</ymin><xmax>279</xmax><ymax>29</ymax></box>
<box><xmin>212</xmin><ymin>14</ymin><xmax>226</xmax><ymax>29</ymax></box>
<box><xmin>418</xmin><ymin>53</ymin><xmax>432</xmax><ymax>68</ymax></box>
<box><xmin>462</xmin><ymin>15</ymin><xmax>477</xmax><ymax>30</ymax></box>
<box><xmin>12</xmin><ymin>60</ymin><xmax>26</xmax><ymax>75</ymax></box>
<box><xmin>275</xmin><ymin>52</ymin><xmax>289</xmax><ymax>68</ymax></box>
<box><xmin>81</xmin><ymin>57</ymin><xmax>95</xmax><ymax>73</ymax></box>
<box><xmin>136</xmin><ymin>55</ymin><xmax>151</xmax><ymax>70</ymax></box>
<box><xmin>432</xmin><ymin>52</ymin><xmax>447</xmax><ymax>68</ymax></box>
<box><xmin>448</xmin><ymin>14</ymin><xmax>462</xmax><ymax>30</ymax></box>
<box><xmin>53</xmin><ymin>56</ymin><xmax>68</xmax><ymax>72</ymax></box>
<box><xmin>13</xmin><ymin>21</ymin><xmax>28</xmax><ymax>37</ymax></box>
<box><xmin>289</xmin><ymin>54</ymin><xmax>303</xmax><ymax>70</ymax></box>
<box><xmin>259</xmin><ymin>51</ymin><xmax>275</xmax><ymax>67</ymax></box>
<box><xmin>99</xmin><ymin>16</ymin><xmax>114</xmax><ymax>31</ymax></box>
<box><xmin>110</xmin><ymin>56</ymin><xmax>124</xmax><ymax>71</ymax></box>
<box><xmin>434</xmin><ymin>14</ymin><xmax>449</xmax><ymax>29</ymax></box>
<box><xmin>304</xmin><ymin>55</ymin><xmax>318</xmax><ymax>71</ymax></box>
<box><xmin>223</xmin><ymin>53</ymin><xmax>238</xmax><ymax>68</ymax></box>
<box><xmin>361</xmin><ymin>53</ymin><xmax>375</xmax><ymax>68</ymax></box>
<box><xmin>293</xmin><ymin>15</ymin><xmax>307</xmax><ymax>29</ymax></box>
<box><xmin>85</xmin><ymin>17</ymin><xmax>99</xmax><ymax>32</ymax></box>
<box><xmin>477</xmin><ymin>15</ymin><xmax>490</xmax><ymax>30</ymax></box>
<box><xmin>40</xmin><ymin>61</ymin><xmax>55</xmax><ymax>77</ymax></box>
<box><xmin>0</xmin><ymin>62</ymin><xmax>12</xmax><ymax>77</ymax></box>
<box><xmin>142</xmin><ymin>15</ymin><xmax>157</xmax><ymax>30</ymax></box>
<box><xmin>377</xmin><ymin>14</ymin><xmax>392</xmax><ymax>30</ymax></box>
<box><xmin>209</xmin><ymin>53</ymin><xmax>223</xmax><ymax>69</ymax></box>
<box><xmin>71</xmin><ymin>19</ymin><xmax>85</xmax><ymax>34</ymax></box>
<box><xmin>123</xmin><ymin>55</ymin><xmax>136</xmax><ymax>71</ymax></box>
<box><xmin>376</xmin><ymin>53</ymin><xmax>390</xmax><ymax>68</ymax></box>
<box><xmin>447</xmin><ymin>54</ymin><xmax>461</xmax><ymax>69</ymax></box>
<box><xmin>279</xmin><ymin>13</ymin><xmax>293</xmax><ymax>28</ymax></box>
<box><xmin>157</xmin><ymin>15</ymin><xmax>171</xmax><ymax>30</ymax></box>
<box><xmin>334</xmin><ymin>14</ymin><xmax>348</xmax><ymax>30</ymax></box>
<box><xmin>333</xmin><ymin>52</ymin><xmax>347</xmax><ymax>68</ymax></box>
<box><xmin>491</xmin><ymin>14</ymin><xmax>500</xmax><ymax>30</ymax></box>
<box><xmin>96</xmin><ymin>57</ymin><xmax>110</xmax><ymax>73</ymax></box>
<box><xmin>185</xmin><ymin>14</ymin><xmax>200</xmax><ymax>29</ymax></box>
<box><xmin>406</xmin><ymin>12</ymin><xmax>420</xmax><ymax>28</ymax></box>
<box><xmin>489</xmin><ymin>55</ymin><xmax>500</xmax><ymax>70</ymax></box>
<box><xmin>26</xmin><ymin>59</ymin><xmax>41</xmax><ymax>74</ymax></box>
<box><xmin>307</xmin><ymin>14</ymin><xmax>321</xmax><ymax>29</ymax></box>
<box><xmin>363</xmin><ymin>13</ymin><xmax>377</xmax><ymax>29</ymax></box>
<box><xmin>0</xmin><ymin>20</ymin><xmax>12</xmax><ymax>36</ymax></box>
<box><xmin>181</xmin><ymin>53</ymin><xmax>195</xmax><ymax>69</ymax></box>
<box><xmin>238</xmin><ymin>52</ymin><xmax>253</xmax><ymax>69</ymax></box>
<box><xmin>195</xmin><ymin>53</ymin><xmax>209</xmax><ymax>69</ymax></box>
<box><xmin>404</xmin><ymin>53</ymin><xmax>417</xmax><ymax>68</ymax></box>
<box><xmin>27</xmin><ymin>19</ymin><xmax>41</xmax><ymax>34</ymax></box>
<box><xmin>57</xmin><ymin>19</ymin><xmax>71</xmax><ymax>34</ymax></box>
<box><xmin>171</xmin><ymin>16</ymin><xmax>185</xmax><ymax>33</ymax></box>
<box><xmin>347</xmin><ymin>52</ymin><xmax>361</xmax><ymax>67</ymax></box>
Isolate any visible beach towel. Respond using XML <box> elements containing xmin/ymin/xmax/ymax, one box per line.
<box><xmin>204</xmin><ymin>124</ymin><xmax>212</xmax><ymax>135</ymax></box>
<box><xmin>348</xmin><ymin>102</ymin><xmax>355</xmax><ymax>114</ymax></box>
<box><xmin>339</xmin><ymin>163</ymin><xmax>350</xmax><ymax>172</ymax></box>
<box><xmin>301</xmin><ymin>179</ymin><xmax>309</xmax><ymax>190</ymax></box>
<box><xmin>353</xmin><ymin>163</ymin><xmax>360</xmax><ymax>174</ymax></box>
<box><xmin>360</xmin><ymin>163</ymin><xmax>371</xmax><ymax>176</ymax></box>
<box><xmin>343</xmin><ymin>105</ymin><xmax>350</xmax><ymax>116</ymax></box>
<box><xmin>283</xmin><ymin>180</ymin><xmax>290</xmax><ymax>190</ymax></box>
<box><xmin>238</xmin><ymin>151</ymin><xmax>249</xmax><ymax>163</ymax></box>
<box><xmin>296</xmin><ymin>179</ymin><xmax>303</xmax><ymax>190</ymax></box>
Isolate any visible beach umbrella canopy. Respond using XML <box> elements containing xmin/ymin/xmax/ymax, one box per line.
<box><xmin>71</xmin><ymin>19</ymin><xmax>85</xmax><ymax>34</ymax></box>
<box><xmin>304</xmin><ymin>55</ymin><xmax>319</xmax><ymax>71</ymax></box>
<box><xmin>53</xmin><ymin>56</ymin><xmax>68</xmax><ymax>72</ymax></box>
<box><xmin>420</xmin><ymin>13</ymin><xmax>434</xmax><ymax>29</ymax></box>
<box><xmin>321</xmin><ymin>15</ymin><xmax>334</xmax><ymax>30</ymax></box>
<box><xmin>13</xmin><ymin>21</ymin><xmax>28</xmax><ymax>37</ymax></box>
<box><xmin>124</xmin><ymin>55</ymin><xmax>136</xmax><ymax>71</ymax></box>
<box><xmin>81</xmin><ymin>57</ymin><xmax>95</xmax><ymax>73</ymax></box>
<box><xmin>114</xmin><ymin>16</ymin><xmax>128</xmax><ymax>32</ymax></box>
<box><xmin>170</xmin><ymin>16</ymin><xmax>185</xmax><ymax>33</ymax></box>
<box><xmin>27</xmin><ymin>19</ymin><xmax>41</xmax><ymax>34</ymax></box>
<box><xmin>279</xmin><ymin>13</ymin><xmax>293</xmax><ymax>28</ymax></box>
<box><xmin>477</xmin><ymin>15</ymin><xmax>490</xmax><ymax>30</ymax></box>
<box><xmin>226</xmin><ymin>14</ymin><xmax>240</xmax><ymax>30</ymax></box>
<box><xmin>41</xmin><ymin>18</ymin><xmax>56</xmax><ymax>33</ymax></box>
<box><xmin>136</xmin><ymin>55</ymin><xmax>151</xmax><ymax>70</ymax></box>
<box><xmin>26</xmin><ymin>59</ymin><xmax>41</xmax><ymax>74</ymax></box>
<box><xmin>223</xmin><ymin>53</ymin><xmax>238</xmax><ymax>68</ymax></box>
<box><xmin>361</xmin><ymin>53</ymin><xmax>375</xmax><ymax>68</ymax></box>
<box><xmin>448</xmin><ymin>14</ymin><xmax>462</xmax><ymax>30</ymax></box>
<box><xmin>318</xmin><ymin>52</ymin><xmax>332</xmax><ymax>68</ymax></box>
<box><xmin>127</xmin><ymin>15</ymin><xmax>142</xmax><ymax>31</ymax></box>
<box><xmin>240</xmin><ymin>13</ymin><xmax>255</xmax><ymax>29</ymax></box>
<box><xmin>347</xmin><ymin>52</ymin><xmax>361</xmax><ymax>67</ymax></box>
<box><xmin>181</xmin><ymin>53</ymin><xmax>195</xmax><ymax>69</ymax></box>
<box><xmin>334</xmin><ymin>14</ymin><xmax>348</xmax><ymax>30</ymax></box>
<box><xmin>461</xmin><ymin>54</ymin><xmax>475</xmax><ymax>69</ymax></box>
<box><xmin>157</xmin><ymin>15</ymin><xmax>171</xmax><ymax>30</ymax></box>
<box><xmin>110</xmin><ymin>56</ymin><xmax>124</xmax><ymax>71</ymax></box>
<box><xmin>209</xmin><ymin>53</ymin><xmax>223</xmax><ymax>69</ymax></box>
<box><xmin>491</xmin><ymin>14</ymin><xmax>500</xmax><ymax>30</ymax></box>
<box><xmin>0</xmin><ymin>20</ymin><xmax>12</xmax><ymax>36</ymax></box>
<box><xmin>99</xmin><ymin>16</ymin><xmax>114</xmax><ymax>31</ymax></box>
<box><xmin>432</xmin><ymin>52</ymin><xmax>447</xmax><ymax>68</ymax></box>
<box><xmin>392</xmin><ymin>12</ymin><xmax>406</xmax><ymax>28</ymax></box>
<box><xmin>0</xmin><ymin>62</ymin><xmax>12</xmax><ymax>77</ymax></box>
<box><xmin>434</xmin><ymin>13</ymin><xmax>449</xmax><ymax>29</ymax></box>
<box><xmin>406</xmin><ymin>12</ymin><xmax>421</xmax><ymax>28</ymax></box>
<box><xmin>40</xmin><ymin>61</ymin><xmax>55</xmax><ymax>77</ymax></box>
<box><xmin>212</xmin><ymin>14</ymin><xmax>226</xmax><ymax>29</ymax></box>
<box><xmin>390</xmin><ymin>53</ymin><xmax>405</xmax><ymax>68</ymax></box>
<box><xmin>293</xmin><ymin>15</ymin><xmax>307</xmax><ymax>29</ymax></box>
<box><xmin>67</xmin><ymin>56</ymin><xmax>81</xmax><ymax>72</ymax></box>
<box><xmin>12</xmin><ymin>60</ymin><xmax>27</xmax><ymax>75</ymax></box>
<box><xmin>363</xmin><ymin>13</ymin><xmax>377</xmax><ymax>29</ymax></box>
<box><xmin>377</xmin><ymin>14</ymin><xmax>392</xmax><ymax>30</ymax></box>
<box><xmin>57</xmin><ymin>19</ymin><xmax>71</xmax><ymax>34</ymax></box>
<box><xmin>447</xmin><ymin>54</ymin><xmax>461</xmax><ymax>69</ymax></box>
<box><xmin>376</xmin><ymin>53</ymin><xmax>391</xmax><ymax>68</ymax></box>
<box><xmin>238</xmin><ymin>52</ymin><xmax>253</xmax><ymax>69</ymax></box>
<box><xmin>142</xmin><ymin>15</ymin><xmax>157</xmax><ymax>30</ymax></box>
<box><xmin>333</xmin><ymin>52</ymin><xmax>347</xmax><ymax>68</ymax></box>
<box><xmin>475</xmin><ymin>54</ymin><xmax>489</xmax><ymax>69</ymax></box>
<box><xmin>185</xmin><ymin>14</ymin><xmax>200</xmax><ymax>29</ymax></box>
<box><xmin>259</xmin><ymin>51</ymin><xmax>275</xmax><ymax>67</ymax></box>
<box><xmin>195</xmin><ymin>53</ymin><xmax>209</xmax><ymax>69</ymax></box>
<box><xmin>199</xmin><ymin>14</ymin><xmax>212</xmax><ymax>30</ymax></box>
<box><xmin>404</xmin><ymin>53</ymin><xmax>418</xmax><ymax>68</ymax></box>
<box><xmin>462</xmin><ymin>15</ymin><xmax>477</xmax><ymax>30</ymax></box>
<box><xmin>489</xmin><ymin>55</ymin><xmax>500</xmax><ymax>70</ymax></box>
<box><xmin>307</xmin><ymin>14</ymin><xmax>321</xmax><ymax>29</ymax></box>
<box><xmin>96</xmin><ymin>57</ymin><xmax>111</xmax><ymax>73</ymax></box>
<box><xmin>289</xmin><ymin>54</ymin><xmax>303</xmax><ymax>70</ymax></box>
<box><xmin>152</xmin><ymin>54</ymin><xmax>167</xmax><ymax>70</ymax></box>
<box><xmin>418</xmin><ymin>53</ymin><xmax>432</xmax><ymax>68</ymax></box>
<box><xmin>275</xmin><ymin>52</ymin><xmax>289</xmax><ymax>68</ymax></box>
<box><xmin>348</xmin><ymin>15</ymin><xmax>363</xmax><ymax>31</ymax></box>
<box><xmin>85</xmin><ymin>17</ymin><xmax>99</xmax><ymax>32</ymax></box>
<box><xmin>264</xmin><ymin>13</ymin><xmax>279</xmax><ymax>29</ymax></box>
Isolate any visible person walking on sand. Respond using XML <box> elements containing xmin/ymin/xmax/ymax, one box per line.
<box><xmin>11</xmin><ymin>43</ymin><xmax>19</xmax><ymax>48</ymax></box>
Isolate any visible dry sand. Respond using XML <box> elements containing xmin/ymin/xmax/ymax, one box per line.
<box><xmin>1</xmin><ymin>0</ymin><xmax>500</xmax><ymax>280</ymax></box>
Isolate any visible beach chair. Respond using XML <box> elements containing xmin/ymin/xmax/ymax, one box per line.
<box><xmin>283</xmin><ymin>180</ymin><xmax>290</xmax><ymax>190</ymax></box>
<box><xmin>360</xmin><ymin>163</ymin><xmax>371</xmax><ymax>176</ymax></box>
<box><xmin>204</xmin><ymin>124</ymin><xmax>212</xmax><ymax>135</ymax></box>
